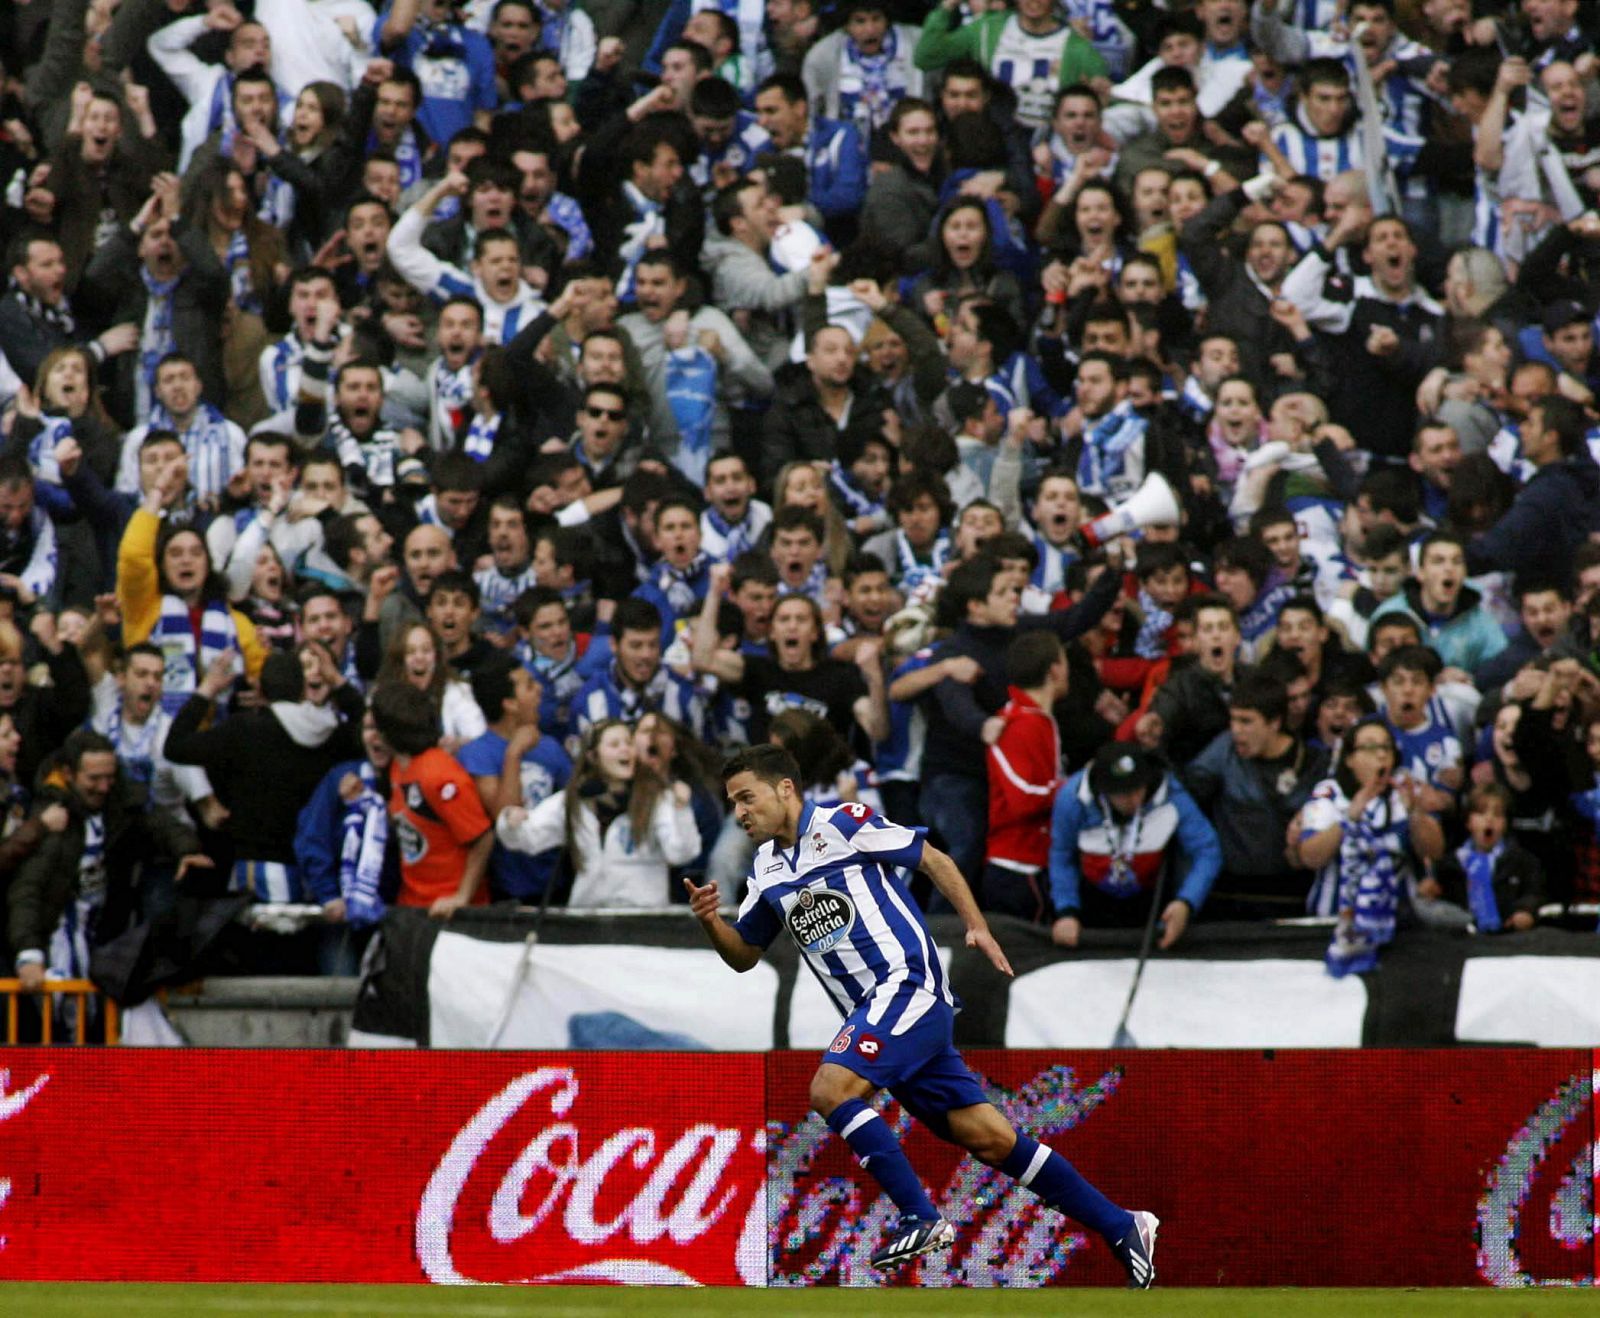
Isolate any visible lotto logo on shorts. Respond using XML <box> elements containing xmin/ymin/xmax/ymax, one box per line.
<box><xmin>857</xmin><ymin>1035</ymin><xmax>881</xmax><ymax>1058</ymax></box>
<box><xmin>829</xmin><ymin>1026</ymin><xmax>853</xmax><ymax>1055</ymax></box>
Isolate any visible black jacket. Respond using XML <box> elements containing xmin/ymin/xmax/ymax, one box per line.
<box><xmin>164</xmin><ymin>687</ymin><xmax>365</xmax><ymax>865</ymax></box>
<box><xmin>81</xmin><ymin>218</ymin><xmax>230</xmax><ymax>418</ymax></box>
<box><xmin>7</xmin><ymin>768</ymin><xmax>198</xmax><ymax>965</ymax></box>
<box><xmin>1180</xmin><ymin>191</ymin><xmax>1298</xmax><ymax>391</ymax></box>
<box><xmin>759</xmin><ymin>363</ymin><xmax>892</xmax><ymax>486</ymax></box>
<box><xmin>1150</xmin><ymin>659</ymin><xmax>1233</xmax><ymax>768</ymax></box>
<box><xmin>1435</xmin><ymin>837</ymin><xmax>1546</xmax><ymax>926</ymax></box>
<box><xmin>2</xmin><ymin>644</ymin><xmax>90</xmax><ymax>791</ymax></box>
<box><xmin>1467</xmin><ymin>456</ymin><xmax>1600</xmax><ymax>585</ymax></box>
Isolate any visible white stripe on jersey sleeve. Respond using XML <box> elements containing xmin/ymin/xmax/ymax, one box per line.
<box><xmin>849</xmin><ymin>816</ymin><xmax>922</xmax><ymax>855</ymax></box>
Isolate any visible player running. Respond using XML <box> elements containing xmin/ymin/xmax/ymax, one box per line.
<box><xmin>685</xmin><ymin>744</ymin><xmax>1159</xmax><ymax>1286</ymax></box>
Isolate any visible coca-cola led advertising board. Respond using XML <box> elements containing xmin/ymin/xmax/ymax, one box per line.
<box><xmin>0</xmin><ymin>1048</ymin><xmax>1593</xmax><ymax>1287</ymax></box>
<box><xmin>0</xmin><ymin>1052</ymin><xmax>770</xmax><ymax>1286</ymax></box>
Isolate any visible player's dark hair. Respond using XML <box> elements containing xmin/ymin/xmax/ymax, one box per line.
<box><xmin>939</xmin><ymin>555</ymin><xmax>1004</xmax><ymax>629</ymax></box>
<box><xmin>1213</xmin><ymin>536</ymin><xmax>1273</xmax><ymax>591</ymax></box>
<box><xmin>722</xmin><ymin>742</ymin><xmax>803</xmax><ymax>792</ymax></box>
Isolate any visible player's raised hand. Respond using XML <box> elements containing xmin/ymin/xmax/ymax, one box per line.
<box><xmin>683</xmin><ymin>876</ymin><xmax>721</xmax><ymax>923</ymax></box>
<box><xmin>966</xmin><ymin>925</ymin><xmax>1013</xmax><ymax>977</ymax></box>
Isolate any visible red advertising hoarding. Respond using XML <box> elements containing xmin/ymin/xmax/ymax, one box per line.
<box><xmin>0</xmin><ymin>1048</ymin><xmax>1592</xmax><ymax>1287</ymax></box>
<box><xmin>0</xmin><ymin>1051</ymin><xmax>768</xmax><ymax>1284</ymax></box>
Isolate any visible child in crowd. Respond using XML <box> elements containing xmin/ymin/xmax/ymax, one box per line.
<box><xmin>1425</xmin><ymin>783</ymin><xmax>1544</xmax><ymax>933</ymax></box>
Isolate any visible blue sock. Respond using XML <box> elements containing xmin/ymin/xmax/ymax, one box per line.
<box><xmin>1000</xmin><ymin>1132</ymin><xmax>1134</xmax><ymax>1244</ymax></box>
<box><xmin>825</xmin><ymin>1099</ymin><xmax>939</xmax><ymax>1222</ymax></box>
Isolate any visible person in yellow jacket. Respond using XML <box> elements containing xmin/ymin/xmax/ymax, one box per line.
<box><xmin>116</xmin><ymin>458</ymin><xmax>266</xmax><ymax>715</ymax></box>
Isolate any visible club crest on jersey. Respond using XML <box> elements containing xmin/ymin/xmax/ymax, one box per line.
<box><xmin>812</xmin><ymin>831</ymin><xmax>827</xmax><ymax>856</ymax></box>
<box><xmin>787</xmin><ymin>885</ymin><xmax>856</xmax><ymax>954</ymax></box>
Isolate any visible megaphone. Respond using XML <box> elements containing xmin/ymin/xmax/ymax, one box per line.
<box><xmin>1081</xmin><ymin>473</ymin><xmax>1181</xmax><ymax>549</ymax></box>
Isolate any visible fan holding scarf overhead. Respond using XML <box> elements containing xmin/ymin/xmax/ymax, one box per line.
<box><xmin>115</xmin><ymin>458</ymin><xmax>266</xmax><ymax>719</ymax></box>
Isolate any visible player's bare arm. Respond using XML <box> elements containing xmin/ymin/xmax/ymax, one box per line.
<box><xmin>684</xmin><ymin>876</ymin><xmax>764</xmax><ymax>972</ymax></box>
<box><xmin>917</xmin><ymin>844</ymin><xmax>1014</xmax><ymax>978</ymax></box>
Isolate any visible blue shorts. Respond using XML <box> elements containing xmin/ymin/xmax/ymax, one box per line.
<box><xmin>822</xmin><ymin>1001</ymin><xmax>989</xmax><ymax>1129</ymax></box>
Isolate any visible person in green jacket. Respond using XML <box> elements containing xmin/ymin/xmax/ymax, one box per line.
<box><xmin>914</xmin><ymin>0</ymin><xmax>1108</xmax><ymax>131</ymax></box>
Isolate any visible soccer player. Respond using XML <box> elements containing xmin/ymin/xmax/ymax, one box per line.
<box><xmin>685</xmin><ymin>744</ymin><xmax>1159</xmax><ymax>1285</ymax></box>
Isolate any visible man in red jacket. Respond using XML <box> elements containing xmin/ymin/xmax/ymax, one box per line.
<box><xmin>983</xmin><ymin>632</ymin><xmax>1070</xmax><ymax>923</ymax></box>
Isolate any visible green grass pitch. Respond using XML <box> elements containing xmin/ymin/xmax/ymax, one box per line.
<box><xmin>1</xmin><ymin>1286</ymin><xmax>1596</xmax><ymax>1318</ymax></box>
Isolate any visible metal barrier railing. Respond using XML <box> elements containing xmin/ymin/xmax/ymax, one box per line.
<box><xmin>0</xmin><ymin>979</ymin><xmax>120</xmax><ymax>1044</ymax></box>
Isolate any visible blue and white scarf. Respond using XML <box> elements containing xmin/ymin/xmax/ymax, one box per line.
<box><xmin>99</xmin><ymin>697</ymin><xmax>163</xmax><ymax>787</ymax></box>
<box><xmin>431</xmin><ymin>355</ymin><xmax>475</xmax><ymax>446</ymax></box>
<box><xmin>1325</xmin><ymin>796</ymin><xmax>1405</xmax><ymax>978</ymax></box>
<box><xmin>1174</xmin><ymin>374</ymin><xmax>1214</xmax><ymax>425</ymax></box>
<box><xmin>150</xmin><ymin>402</ymin><xmax>238</xmax><ymax>504</ymax></box>
<box><xmin>1029</xmin><ymin>531</ymin><xmax>1078</xmax><ymax>597</ymax></box>
<box><xmin>838</xmin><ymin>27</ymin><xmax>907</xmax><ymax>136</ymax></box>
<box><xmin>339</xmin><ymin>762</ymin><xmax>388</xmax><ymax>926</ymax></box>
<box><xmin>137</xmin><ymin>269</ymin><xmax>181</xmax><ymax>423</ymax></box>
<box><xmin>653</xmin><ymin>552</ymin><xmax>712</xmax><ymax>616</ymax></box>
<box><xmin>1459</xmin><ymin>840</ymin><xmax>1503</xmax><ymax>934</ymax></box>
<box><xmin>616</xmin><ymin>182</ymin><xmax>666</xmax><ymax>302</ymax></box>
<box><xmin>475</xmin><ymin>560</ymin><xmax>536</xmax><ymax>633</ymax></box>
<box><xmin>827</xmin><ymin>461</ymin><xmax>884</xmax><ymax>523</ymax></box>
<box><xmin>463</xmin><ymin>411</ymin><xmax>501</xmax><ymax>461</ymax></box>
<box><xmin>26</xmin><ymin>414</ymin><xmax>73</xmax><ymax>485</ymax></box>
<box><xmin>893</xmin><ymin>528</ymin><xmax>951</xmax><ymax>594</ymax></box>
<box><xmin>223</xmin><ymin>229</ymin><xmax>260</xmax><ymax>315</ymax></box>
<box><xmin>151</xmin><ymin>594</ymin><xmax>240</xmax><ymax>716</ymax></box>
<box><xmin>367</xmin><ymin>127</ymin><xmax>423</xmax><ymax>191</ymax></box>
<box><xmin>1133</xmin><ymin>585</ymin><xmax>1173</xmax><ymax>660</ymax></box>
<box><xmin>703</xmin><ymin>504</ymin><xmax>766</xmax><ymax>562</ymax></box>
<box><xmin>777</xmin><ymin>559</ymin><xmax>829</xmax><ymax>605</ymax></box>
<box><xmin>1075</xmin><ymin>402</ymin><xmax>1147</xmax><ymax>500</ymax></box>
<box><xmin>666</xmin><ymin>345</ymin><xmax>717</xmax><ymax>486</ymax></box>
<box><xmin>331</xmin><ymin>418</ymin><xmax>403</xmax><ymax>491</ymax></box>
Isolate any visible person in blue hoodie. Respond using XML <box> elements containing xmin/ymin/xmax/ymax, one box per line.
<box><xmin>753</xmin><ymin>74</ymin><xmax>868</xmax><ymax>236</ymax></box>
<box><xmin>294</xmin><ymin>708</ymin><xmax>399</xmax><ymax>975</ymax></box>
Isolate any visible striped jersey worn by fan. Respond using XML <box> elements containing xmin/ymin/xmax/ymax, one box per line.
<box><xmin>732</xmin><ymin>801</ymin><xmax>954</xmax><ymax>1033</ymax></box>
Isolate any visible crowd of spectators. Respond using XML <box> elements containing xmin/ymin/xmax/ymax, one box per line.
<box><xmin>0</xmin><ymin>0</ymin><xmax>1598</xmax><ymax>1001</ymax></box>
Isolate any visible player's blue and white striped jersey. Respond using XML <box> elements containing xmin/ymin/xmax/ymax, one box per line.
<box><xmin>732</xmin><ymin>801</ymin><xmax>955</xmax><ymax>1034</ymax></box>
